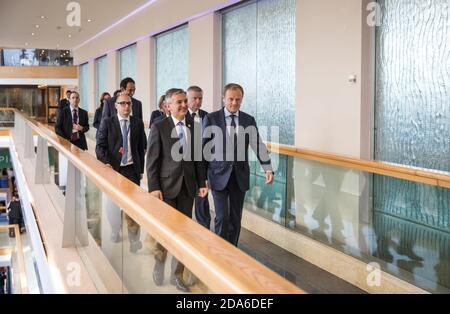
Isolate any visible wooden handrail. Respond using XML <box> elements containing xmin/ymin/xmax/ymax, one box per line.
<box><xmin>0</xmin><ymin>225</ymin><xmax>28</xmax><ymax>293</ymax></box>
<box><xmin>267</xmin><ymin>143</ymin><xmax>450</xmax><ymax>189</ymax></box>
<box><xmin>13</xmin><ymin>109</ymin><xmax>302</xmax><ymax>294</ymax></box>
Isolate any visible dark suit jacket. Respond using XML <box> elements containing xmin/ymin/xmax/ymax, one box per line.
<box><xmin>146</xmin><ymin>116</ymin><xmax>206</xmax><ymax>200</ymax></box>
<box><xmin>202</xmin><ymin>108</ymin><xmax>272</xmax><ymax>192</ymax></box>
<box><xmin>102</xmin><ymin>96</ymin><xmax>143</xmax><ymax>122</ymax></box>
<box><xmin>58</xmin><ymin>98</ymin><xmax>70</xmax><ymax>111</ymax></box>
<box><xmin>55</xmin><ymin>106</ymin><xmax>89</xmax><ymax>150</ymax></box>
<box><xmin>96</xmin><ymin>115</ymin><xmax>146</xmax><ymax>176</ymax></box>
<box><xmin>149</xmin><ymin>110</ymin><xmax>166</xmax><ymax>129</ymax></box>
<box><xmin>93</xmin><ymin>106</ymin><xmax>103</xmax><ymax>129</ymax></box>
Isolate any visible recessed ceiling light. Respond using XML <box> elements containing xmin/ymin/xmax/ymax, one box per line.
<box><xmin>87</xmin><ymin>19</ymin><xmax>92</xmax><ymax>22</ymax></box>
<box><xmin>35</xmin><ymin>24</ymin><xmax>40</xmax><ymax>28</ymax></box>
<box><xmin>31</xmin><ymin>32</ymin><xmax>35</xmax><ymax>36</ymax></box>
<box><xmin>56</xmin><ymin>44</ymin><xmax>60</xmax><ymax>47</ymax></box>
<box><xmin>40</xmin><ymin>16</ymin><xmax>45</xmax><ymax>19</ymax></box>
<box><xmin>68</xmin><ymin>34</ymin><xmax>72</xmax><ymax>38</ymax></box>
<box><xmin>25</xmin><ymin>43</ymin><xmax>28</xmax><ymax>46</ymax></box>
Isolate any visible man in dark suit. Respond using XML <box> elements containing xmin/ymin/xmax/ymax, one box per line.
<box><xmin>147</xmin><ymin>88</ymin><xmax>208</xmax><ymax>292</ymax></box>
<box><xmin>57</xmin><ymin>90</ymin><xmax>71</xmax><ymax>112</ymax></box>
<box><xmin>55</xmin><ymin>91</ymin><xmax>89</xmax><ymax>150</ymax></box>
<box><xmin>96</xmin><ymin>94</ymin><xmax>147</xmax><ymax>253</ymax></box>
<box><xmin>101</xmin><ymin>77</ymin><xmax>143</xmax><ymax>122</ymax></box>
<box><xmin>202</xmin><ymin>83</ymin><xmax>274</xmax><ymax>246</ymax></box>
<box><xmin>186</xmin><ymin>86</ymin><xmax>211</xmax><ymax>230</ymax></box>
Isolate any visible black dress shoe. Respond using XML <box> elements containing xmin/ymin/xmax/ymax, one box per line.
<box><xmin>172</xmin><ymin>277</ymin><xmax>190</xmax><ymax>293</ymax></box>
<box><xmin>153</xmin><ymin>260</ymin><xmax>165</xmax><ymax>286</ymax></box>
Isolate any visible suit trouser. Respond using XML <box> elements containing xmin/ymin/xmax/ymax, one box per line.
<box><xmin>194</xmin><ymin>193</ymin><xmax>210</xmax><ymax>229</ymax></box>
<box><xmin>106</xmin><ymin>165</ymin><xmax>141</xmax><ymax>242</ymax></box>
<box><xmin>154</xmin><ymin>181</ymin><xmax>194</xmax><ymax>278</ymax></box>
<box><xmin>211</xmin><ymin>171</ymin><xmax>246</xmax><ymax>246</ymax></box>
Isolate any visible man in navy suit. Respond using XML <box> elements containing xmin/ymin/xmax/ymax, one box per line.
<box><xmin>101</xmin><ymin>77</ymin><xmax>143</xmax><ymax>123</ymax></box>
<box><xmin>149</xmin><ymin>94</ymin><xmax>170</xmax><ymax>128</ymax></box>
<box><xmin>55</xmin><ymin>91</ymin><xmax>89</xmax><ymax>150</ymax></box>
<box><xmin>202</xmin><ymin>83</ymin><xmax>274</xmax><ymax>246</ymax></box>
<box><xmin>96</xmin><ymin>94</ymin><xmax>147</xmax><ymax>253</ymax></box>
<box><xmin>185</xmin><ymin>86</ymin><xmax>211</xmax><ymax>230</ymax></box>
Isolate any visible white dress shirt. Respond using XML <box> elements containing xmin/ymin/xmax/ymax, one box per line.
<box><xmin>171</xmin><ymin>115</ymin><xmax>189</xmax><ymax>147</ymax></box>
<box><xmin>188</xmin><ymin>108</ymin><xmax>201</xmax><ymax>123</ymax></box>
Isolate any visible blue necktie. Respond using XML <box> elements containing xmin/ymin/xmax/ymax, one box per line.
<box><xmin>121</xmin><ymin>120</ymin><xmax>129</xmax><ymax>164</ymax></box>
<box><xmin>177</xmin><ymin>121</ymin><xmax>186</xmax><ymax>154</ymax></box>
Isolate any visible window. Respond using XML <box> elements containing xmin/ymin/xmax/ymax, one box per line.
<box><xmin>373</xmin><ymin>0</ymin><xmax>450</xmax><ymax>290</ymax></box>
<box><xmin>222</xmin><ymin>0</ymin><xmax>296</xmax><ymax>145</ymax></box>
<box><xmin>119</xmin><ymin>44</ymin><xmax>137</xmax><ymax>81</ymax></box>
<box><xmin>155</xmin><ymin>25</ymin><xmax>189</xmax><ymax>106</ymax></box>
<box><xmin>79</xmin><ymin>63</ymin><xmax>89</xmax><ymax>110</ymax></box>
<box><xmin>95</xmin><ymin>55</ymin><xmax>107</xmax><ymax>107</ymax></box>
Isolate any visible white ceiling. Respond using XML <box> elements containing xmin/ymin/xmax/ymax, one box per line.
<box><xmin>0</xmin><ymin>0</ymin><xmax>150</xmax><ymax>50</ymax></box>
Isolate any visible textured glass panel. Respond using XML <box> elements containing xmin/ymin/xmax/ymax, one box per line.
<box><xmin>256</xmin><ymin>0</ymin><xmax>296</xmax><ymax>145</ymax></box>
<box><xmin>119</xmin><ymin>44</ymin><xmax>137</xmax><ymax>81</ymax></box>
<box><xmin>375</xmin><ymin>0</ymin><xmax>450</xmax><ymax>229</ymax></box>
<box><xmin>155</xmin><ymin>26</ymin><xmax>189</xmax><ymax>107</ymax></box>
<box><xmin>375</xmin><ymin>0</ymin><xmax>450</xmax><ymax>171</ymax></box>
<box><xmin>223</xmin><ymin>3</ymin><xmax>257</xmax><ymax>118</ymax></box>
<box><xmin>96</xmin><ymin>56</ymin><xmax>108</xmax><ymax>104</ymax></box>
<box><xmin>223</xmin><ymin>0</ymin><xmax>296</xmax><ymax>144</ymax></box>
<box><xmin>79</xmin><ymin>63</ymin><xmax>89</xmax><ymax>110</ymax></box>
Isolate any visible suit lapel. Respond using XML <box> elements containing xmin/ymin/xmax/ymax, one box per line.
<box><xmin>129</xmin><ymin>117</ymin><xmax>135</xmax><ymax>152</ymax></box>
<box><xmin>166</xmin><ymin>117</ymin><xmax>179</xmax><ymax>147</ymax></box>
<box><xmin>113</xmin><ymin>116</ymin><xmax>122</xmax><ymax>147</ymax></box>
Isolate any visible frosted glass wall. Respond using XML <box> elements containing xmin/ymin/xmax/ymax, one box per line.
<box><xmin>374</xmin><ymin>0</ymin><xmax>450</xmax><ymax>230</ymax></box>
<box><xmin>119</xmin><ymin>44</ymin><xmax>137</xmax><ymax>81</ymax></box>
<box><xmin>95</xmin><ymin>55</ymin><xmax>107</xmax><ymax>106</ymax></box>
<box><xmin>222</xmin><ymin>0</ymin><xmax>296</xmax><ymax>145</ymax></box>
<box><xmin>155</xmin><ymin>25</ymin><xmax>189</xmax><ymax>107</ymax></box>
<box><xmin>79</xmin><ymin>63</ymin><xmax>89</xmax><ymax>110</ymax></box>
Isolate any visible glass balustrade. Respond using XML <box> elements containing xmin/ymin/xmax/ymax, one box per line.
<box><xmin>245</xmin><ymin>151</ymin><xmax>450</xmax><ymax>293</ymax></box>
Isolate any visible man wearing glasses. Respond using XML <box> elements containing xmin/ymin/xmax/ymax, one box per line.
<box><xmin>96</xmin><ymin>94</ymin><xmax>147</xmax><ymax>253</ymax></box>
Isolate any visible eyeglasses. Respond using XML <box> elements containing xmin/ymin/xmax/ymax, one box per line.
<box><xmin>116</xmin><ymin>101</ymin><xmax>132</xmax><ymax>106</ymax></box>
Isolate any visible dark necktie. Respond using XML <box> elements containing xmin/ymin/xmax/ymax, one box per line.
<box><xmin>192</xmin><ymin>112</ymin><xmax>197</xmax><ymax>119</ymax></box>
<box><xmin>71</xmin><ymin>109</ymin><xmax>79</xmax><ymax>141</ymax></box>
<box><xmin>230</xmin><ymin>114</ymin><xmax>238</xmax><ymax>162</ymax></box>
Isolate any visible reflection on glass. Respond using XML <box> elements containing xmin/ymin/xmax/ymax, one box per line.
<box><xmin>244</xmin><ymin>151</ymin><xmax>450</xmax><ymax>293</ymax></box>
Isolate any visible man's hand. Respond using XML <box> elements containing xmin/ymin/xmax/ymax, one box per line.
<box><xmin>198</xmin><ymin>187</ymin><xmax>208</xmax><ymax>198</ymax></box>
<box><xmin>265</xmin><ymin>171</ymin><xmax>274</xmax><ymax>185</ymax></box>
<box><xmin>105</xmin><ymin>164</ymin><xmax>113</xmax><ymax>168</ymax></box>
<box><xmin>73</xmin><ymin>124</ymin><xmax>84</xmax><ymax>131</ymax></box>
<box><xmin>150</xmin><ymin>190</ymin><xmax>163</xmax><ymax>200</ymax></box>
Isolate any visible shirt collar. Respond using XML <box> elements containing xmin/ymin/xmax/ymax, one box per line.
<box><xmin>189</xmin><ymin>108</ymin><xmax>199</xmax><ymax>115</ymax></box>
<box><xmin>171</xmin><ymin>115</ymin><xmax>186</xmax><ymax>126</ymax></box>
<box><xmin>70</xmin><ymin>105</ymin><xmax>78</xmax><ymax>112</ymax></box>
<box><xmin>224</xmin><ymin>107</ymin><xmax>239</xmax><ymax>118</ymax></box>
<box><xmin>117</xmin><ymin>113</ymin><xmax>130</xmax><ymax>122</ymax></box>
